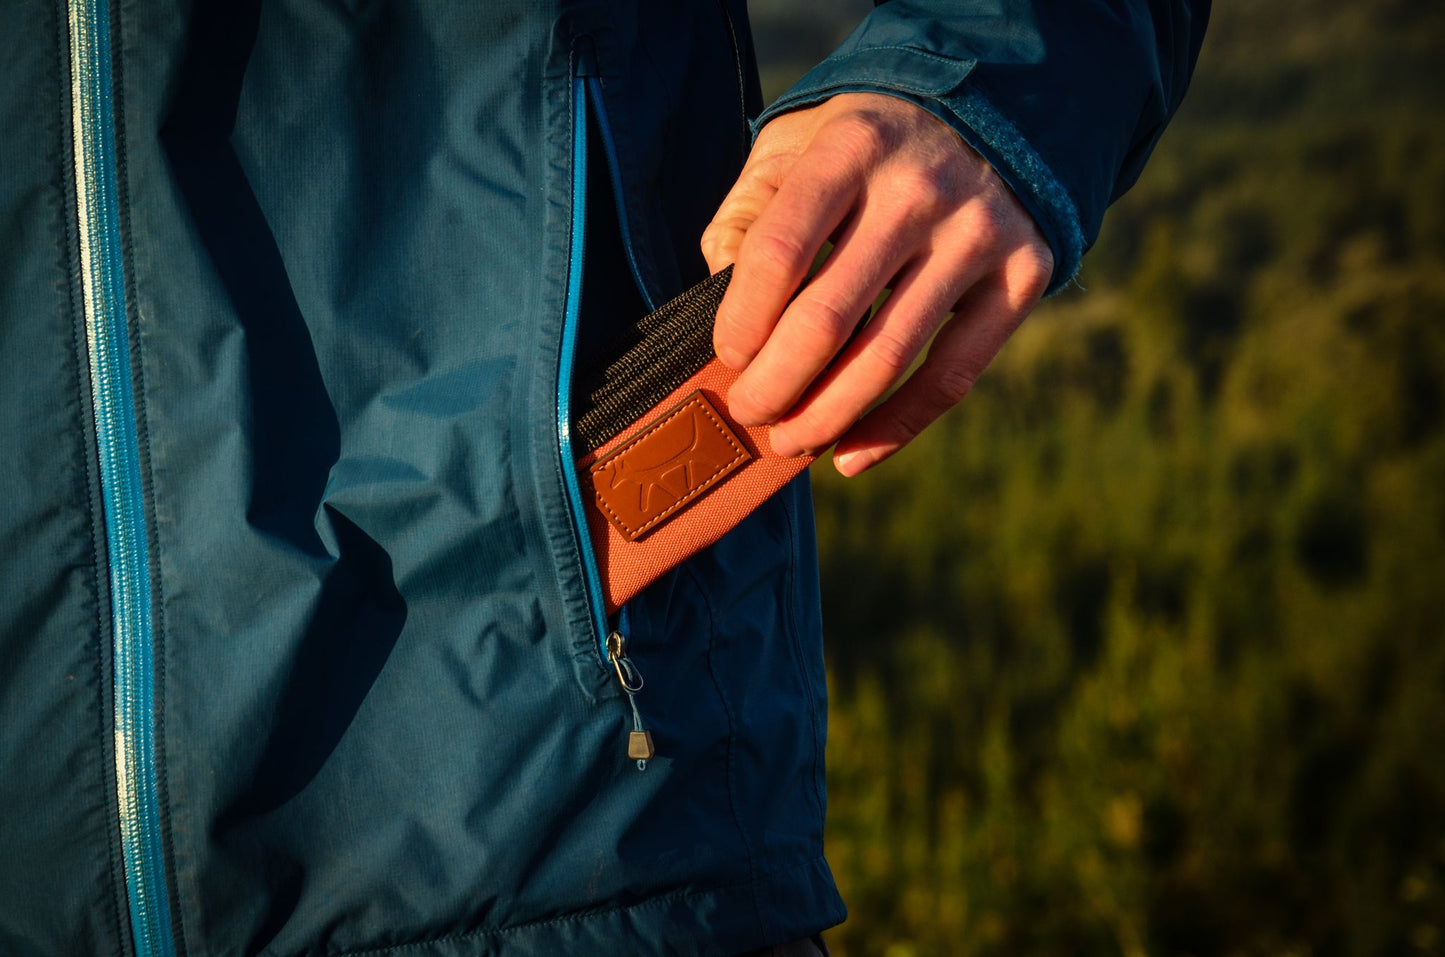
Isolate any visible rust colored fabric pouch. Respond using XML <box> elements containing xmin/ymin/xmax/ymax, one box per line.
<box><xmin>572</xmin><ymin>267</ymin><xmax>814</xmax><ymax>613</ymax></box>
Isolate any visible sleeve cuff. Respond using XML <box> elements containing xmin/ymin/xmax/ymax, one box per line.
<box><xmin>756</xmin><ymin>46</ymin><xmax>1086</xmax><ymax>296</ymax></box>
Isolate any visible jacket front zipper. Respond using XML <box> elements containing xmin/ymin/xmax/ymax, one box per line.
<box><xmin>66</xmin><ymin>2</ymin><xmax>176</xmax><ymax>955</ymax></box>
<box><xmin>559</xmin><ymin>44</ymin><xmax>653</xmax><ymax>765</ymax></box>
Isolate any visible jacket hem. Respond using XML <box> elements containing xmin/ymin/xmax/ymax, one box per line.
<box><xmin>328</xmin><ymin>854</ymin><xmax>845</xmax><ymax>957</ymax></box>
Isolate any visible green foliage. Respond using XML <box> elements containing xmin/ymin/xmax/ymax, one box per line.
<box><xmin>803</xmin><ymin>5</ymin><xmax>1445</xmax><ymax>954</ymax></box>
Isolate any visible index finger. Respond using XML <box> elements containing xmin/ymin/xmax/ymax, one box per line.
<box><xmin>712</xmin><ymin>127</ymin><xmax>865</xmax><ymax>371</ymax></box>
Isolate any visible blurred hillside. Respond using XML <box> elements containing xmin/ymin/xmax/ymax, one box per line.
<box><xmin>749</xmin><ymin>3</ymin><xmax>1445</xmax><ymax>955</ymax></box>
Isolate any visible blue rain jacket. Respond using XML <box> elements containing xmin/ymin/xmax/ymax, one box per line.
<box><xmin>0</xmin><ymin>1</ymin><xmax>1205</xmax><ymax>954</ymax></box>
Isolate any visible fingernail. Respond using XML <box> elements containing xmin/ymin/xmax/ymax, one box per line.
<box><xmin>834</xmin><ymin>448</ymin><xmax>875</xmax><ymax>477</ymax></box>
<box><xmin>715</xmin><ymin>343</ymin><xmax>751</xmax><ymax>372</ymax></box>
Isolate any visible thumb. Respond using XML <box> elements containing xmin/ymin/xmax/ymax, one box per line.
<box><xmin>700</xmin><ymin>164</ymin><xmax>778</xmax><ymax>274</ymax></box>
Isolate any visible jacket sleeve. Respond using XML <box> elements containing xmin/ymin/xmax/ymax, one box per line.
<box><xmin>755</xmin><ymin>0</ymin><xmax>1210</xmax><ymax>293</ymax></box>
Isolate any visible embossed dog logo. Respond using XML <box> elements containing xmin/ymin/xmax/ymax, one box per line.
<box><xmin>602</xmin><ymin>412</ymin><xmax>706</xmax><ymax>514</ymax></box>
<box><xmin>589</xmin><ymin>392</ymin><xmax>751</xmax><ymax>541</ymax></box>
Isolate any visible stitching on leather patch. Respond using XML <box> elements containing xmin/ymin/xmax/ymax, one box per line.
<box><xmin>588</xmin><ymin>391</ymin><xmax>751</xmax><ymax>542</ymax></box>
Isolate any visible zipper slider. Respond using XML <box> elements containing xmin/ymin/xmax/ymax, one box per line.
<box><xmin>606</xmin><ymin>631</ymin><xmax>653</xmax><ymax>769</ymax></box>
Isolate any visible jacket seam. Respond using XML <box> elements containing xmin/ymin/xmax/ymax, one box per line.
<box><xmin>327</xmin><ymin>854</ymin><xmax>830</xmax><ymax>956</ymax></box>
<box><xmin>781</xmin><ymin>483</ymin><xmax>827</xmax><ymax>825</ymax></box>
<box><xmin>683</xmin><ymin>560</ymin><xmax>770</xmax><ymax>943</ymax></box>
<box><xmin>592</xmin><ymin>73</ymin><xmax>662</xmax><ymax>310</ymax></box>
<box><xmin>816</xmin><ymin>43</ymin><xmax>971</xmax><ymax>66</ymax></box>
<box><xmin>712</xmin><ymin>0</ymin><xmax>753</xmax><ymax>165</ymax></box>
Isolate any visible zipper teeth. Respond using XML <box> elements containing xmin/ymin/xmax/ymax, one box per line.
<box><xmin>559</xmin><ymin>75</ymin><xmax>612</xmax><ymax>655</ymax></box>
<box><xmin>66</xmin><ymin>2</ymin><xmax>176</xmax><ymax>955</ymax></box>
<box><xmin>585</xmin><ymin>78</ymin><xmax>657</xmax><ymax>314</ymax></box>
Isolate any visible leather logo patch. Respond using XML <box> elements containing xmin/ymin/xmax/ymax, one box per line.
<box><xmin>589</xmin><ymin>391</ymin><xmax>751</xmax><ymax>542</ymax></box>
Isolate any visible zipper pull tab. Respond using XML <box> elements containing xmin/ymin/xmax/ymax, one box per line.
<box><xmin>607</xmin><ymin>631</ymin><xmax>653</xmax><ymax>769</ymax></box>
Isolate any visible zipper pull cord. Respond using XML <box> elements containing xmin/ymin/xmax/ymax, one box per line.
<box><xmin>606</xmin><ymin>631</ymin><xmax>653</xmax><ymax>770</ymax></box>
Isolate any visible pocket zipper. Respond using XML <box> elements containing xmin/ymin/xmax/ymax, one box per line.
<box><xmin>560</xmin><ymin>42</ymin><xmax>654</xmax><ymax>767</ymax></box>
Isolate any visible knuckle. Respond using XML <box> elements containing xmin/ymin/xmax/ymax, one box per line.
<box><xmin>782</xmin><ymin>404</ymin><xmax>835</xmax><ymax>449</ymax></box>
<box><xmin>1014</xmin><ymin>241</ymin><xmax>1055</xmax><ymax>300</ymax></box>
<box><xmin>894</xmin><ymin>163</ymin><xmax>961</xmax><ymax>219</ymax></box>
<box><xmin>836</xmin><ymin>111</ymin><xmax>895</xmax><ymax>162</ymax></box>
<box><xmin>992</xmin><ymin>240</ymin><xmax>1055</xmax><ymax>314</ymax></box>
<box><xmin>923</xmin><ymin>359</ymin><xmax>977</xmax><ymax>411</ymax></box>
<box><xmin>745</xmin><ymin>229</ymin><xmax>811</xmax><ymax>281</ymax></box>
<box><xmin>752</xmin><ymin>152</ymin><xmax>797</xmax><ymax>189</ymax></box>
<box><xmin>716</xmin><ymin>311</ymin><xmax>767</xmax><ymax>348</ymax></box>
<box><xmin>867</xmin><ymin>326</ymin><xmax>924</xmax><ymax>379</ymax></box>
<box><xmin>879</xmin><ymin>404</ymin><xmax>932</xmax><ymax>447</ymax></box>
<box><xmin>793</xmin><ymin>295</ymin><xmax>860</xmax><ymax>348</ymax></box>
<box><xmin>699</xmin><ymin>223</ymin><xmax>725</xmax><ymax>258</ymax></box>
<box><xmin>965</xmin><ymin>199</ymin><xmax>1009</xmax><ymax>250</ymax></box>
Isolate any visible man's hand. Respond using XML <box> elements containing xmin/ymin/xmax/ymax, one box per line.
<box><xmin>701</xmin><ymin>92</ymin><xmax>1054</xmax><ymax>476</ymax></box>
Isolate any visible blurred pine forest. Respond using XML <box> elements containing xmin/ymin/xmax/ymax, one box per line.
<box><xmin>749</xmin><ymin>2</ymin><xmax>1445</xmax><ymax>954</ymax></box>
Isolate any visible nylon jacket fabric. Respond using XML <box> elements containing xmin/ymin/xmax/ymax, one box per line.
<box><xmin>0</xmin><ymin>1</ymin><xmax>1205</xmax><ymax>954</ymax></box>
